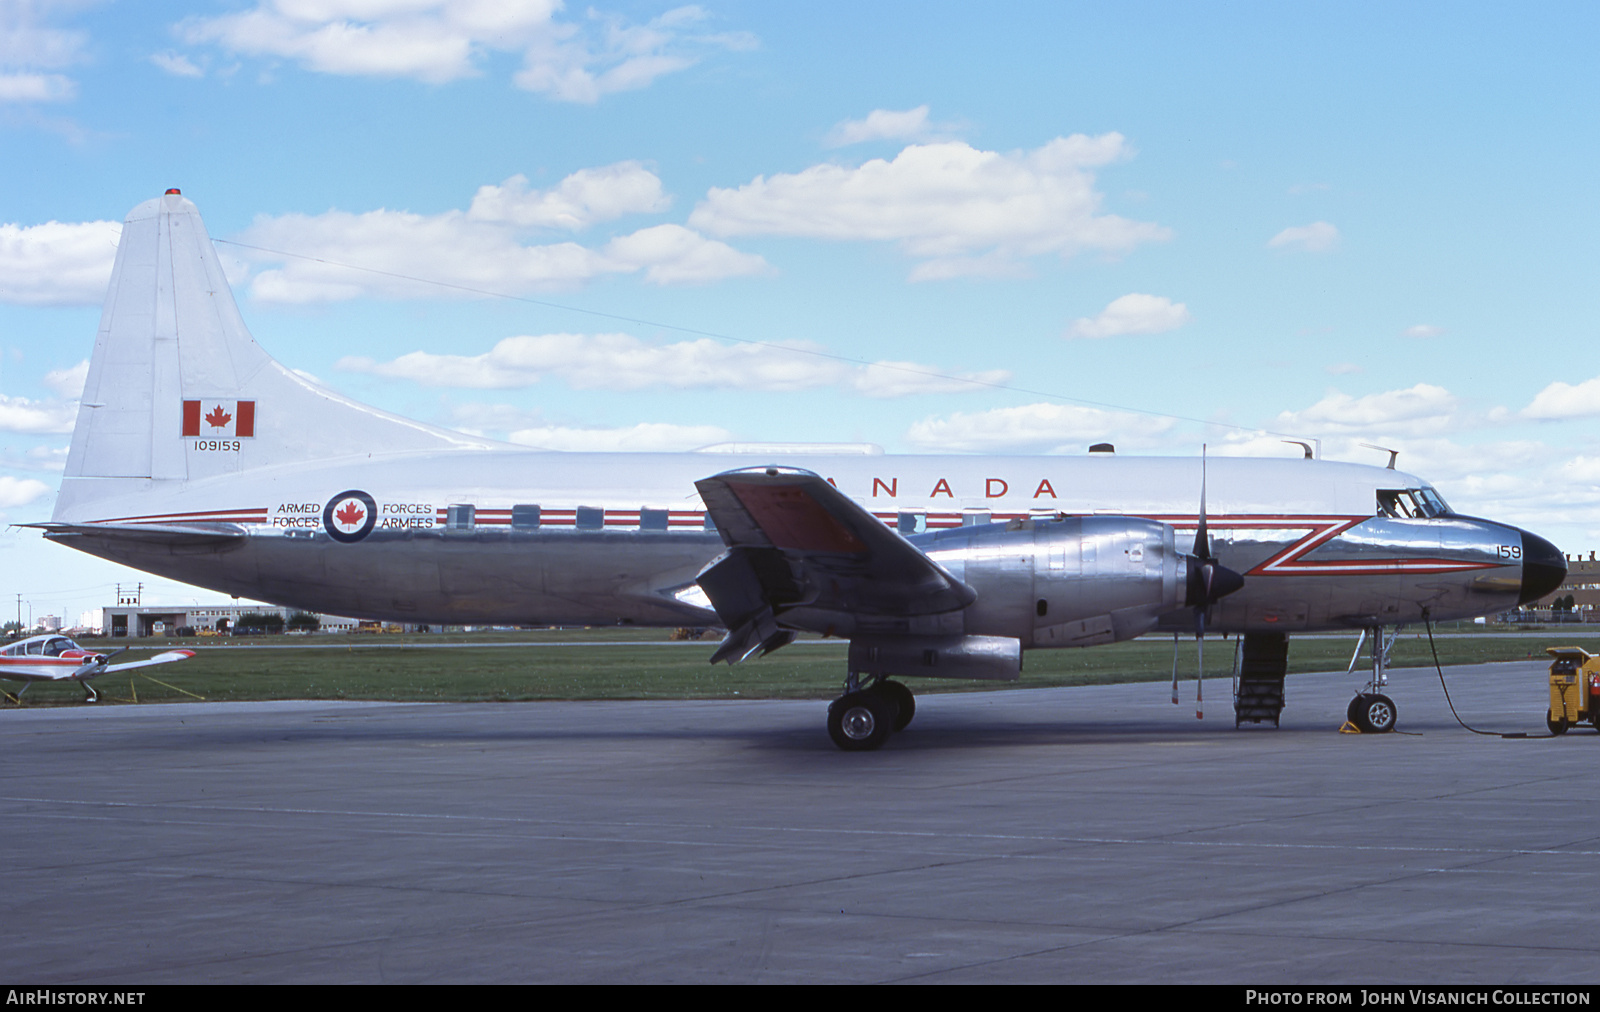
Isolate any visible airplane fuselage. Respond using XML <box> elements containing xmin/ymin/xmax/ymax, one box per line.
<box><xmin>50</xmin><ymin>449</ymin><xmax>1558</xmax><ymax>638</ymax></box>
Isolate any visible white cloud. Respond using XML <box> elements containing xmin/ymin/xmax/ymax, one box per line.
<box><xmin>1267</xmin><ymin>221</ymin><xmax>1339</xmax><ymax>253</ymax></box>
<box><xmin>824</xmin><ymin>105</ymin><xmax>951</xmax><ymax>147</ymax></box>
<box><xmin>43</xmin><ymin>359</ymin><xmax>88</xmax><ymax>399</ymax></box>
<box><xmin>0</xmin><ymin>1</ymin><xmax>85</xmax><ymax>102</ymax></box>
<box><xmin>0</xmin><ymin>71</ymin><xmax>72</xmax><ymax>101</ymax></box>
<box><xmin>0</xmin><ymin>475</ymin><xmax>49</xmax><ymax>508</ymax></box>
<box><xmin>507</xmin><ymin>422</ymin><xmax>732</xmax><ymax>452</ymax></box>
<box><xmin>604</xmin><ymin>224</ymin><xmax>771</xmax><ymax>285</ymax></box>
<box><xmin>178</xmin><ymin>2</ymin><xmax>750</xmax><ymax>102</ymax></box>
<box><xmin>1272</xmin><ymin>384</ymin><xmax>1463</xmax><ymax>439</ymax></box>
<box><xmin>1404</xmin><ymin>324</ymin><xmax>1444</xmax><ymax>339</ymax></box>
<box><xmin>1064</xmin><ymin>293</ymin><xmax>1191</xmax><ymax>340</ymax></box>
<box><xmin>339</xmin><ymin>331</ymin><xmax>1008</xmax><ymax>397</ymax></box>
<box><xmin>8</xmin><ymin>446</ymin><xmax>68</xmax><ymax>472</ymax></box>
<box><xmin>449</xmin><ymin>402</ymin><xmax>730</xmax><ymax>451</ymax></box>
<box><xmin>905</xmin><ymin>402</ymin><xmax>1174</xmax><ymax>454</ymax></box>
<box><xmin>0</xmin><ymin>393</ymin><xmax>75</xmax><ymax>434</ymax></box>
<box><xmin>467</xmin><ymin>164</ymin><xmax>669</xmax><ymax>229</ymax></box>
<box><xmin>849</xmin><ymin>361</ymin><xmax>1010</xmax><ymax>398</ymax></box>
<box><xmin>1523</xmin><ymin>376</ymin><xmax>1600</xmax><ymax>420</ymax></box>
<box><xmin>151</xmin><ymin>51</ymin><xmax>204</xmax><ymax>78</ymax></box>
<box><xmin>237</xmin><ymin>196</ymin><xmax>768</xmax><ymax>303</ymax></box>
<box><xmin>688</xmin><ymin>136</ymin><xmax>1171</xmax><ymax>280</ymax></box>
<box><xmin>0</xmin><ymin>220</ymin><xmax>119</xmax><ymax>305</ymax></box>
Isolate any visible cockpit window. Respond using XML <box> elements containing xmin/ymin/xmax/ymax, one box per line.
<box><xmin>1377</xmin><ymin>487</ymin><xmax>1453</xmax><ymax>519</ymax></box>
<box><xmin>1415</xmin><ymin>486</ymin><xmax>1451</xmax><ymax>516</ymax></box>
<box><xmin>44</xmin><ymin>638</ymin><xmax>75</xmax><ymax>656</ymax></box>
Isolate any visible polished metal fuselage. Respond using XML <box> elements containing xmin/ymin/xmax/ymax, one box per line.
<box><xmin>49</xmin><ymin>450</ymin><xmax>1547</xmax><ymax>638</ymax></box>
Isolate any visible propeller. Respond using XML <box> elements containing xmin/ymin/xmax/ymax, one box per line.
<box><xmin>1179</xmin><ymin>446</ymin><xmax>1245</xmax><ymax>718</ymax></box>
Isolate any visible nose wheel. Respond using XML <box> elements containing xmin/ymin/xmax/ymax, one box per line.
<box><xmin>827</xmin><ymin>678</ymin><xmax>914</xmax><ymax>751</ymax></box>
<box><xmin>1347</xmin><ymin>692</ymin><xmax>1397</xmax><ymax>734</ymax></box>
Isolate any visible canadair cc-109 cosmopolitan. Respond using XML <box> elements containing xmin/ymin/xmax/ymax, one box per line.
<box><xmin>34</xmin><ymin>191</ymin><xmax>1565</xmax><ymax>747</ymax></box>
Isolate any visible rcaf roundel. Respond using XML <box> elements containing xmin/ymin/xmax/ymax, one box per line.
<box><xmin>323</xmin><ymin>490</ymin><xmax>377</xmax><ymax>543</ymax></box>
<box><xmin>182</xmin><ymin>399</ymin><xmax>255</xmax><ymax>438</ymax></box>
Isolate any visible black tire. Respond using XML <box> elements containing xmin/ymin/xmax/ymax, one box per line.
<box><xmin>1547</xmin><ymin>710</ymin><xmax>1568</xmax><ymax>736</ymax></box>
<box><xmin>828</xmin><ymin>691</ymin><xmax>894</xmax><ymax>751</ymax></box>
<box><xmin>1354</xmin><ymin>693</ymin><xmax>1396</xmax><ymax>734</ymax></box>
<box><xmin>1346</xmin><ymin>695</ymin><xmax>1365</xmax><ymax>727</ymax></box>
<box><xmin>873</xmin><ymin>680</ymin><xmax>915</xmax><ymax>731</ymax></box>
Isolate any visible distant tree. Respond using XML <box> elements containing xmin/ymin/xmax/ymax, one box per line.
<box><xmin>236</xmin><ymin>611</ymin><xmax>285</xmax><ymax>634</ymax></box>
<box><xmin>286</xmin><ymin>612</ymin><xmax>320</xmax><ymax>632</ymax></box>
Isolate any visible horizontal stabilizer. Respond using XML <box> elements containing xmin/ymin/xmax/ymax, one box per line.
<box><xmin>31</xmin><ymin>522</ymin><xmax>248</xmax><ymax>545</ymax></box>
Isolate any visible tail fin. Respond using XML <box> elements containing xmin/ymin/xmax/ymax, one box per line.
<box><xmin>57</xmin><ymin>190</ymin><xmax>490</xmax><ymax>517</ymax></box>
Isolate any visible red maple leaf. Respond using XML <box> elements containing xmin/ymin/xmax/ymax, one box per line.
<box><xmin>335</xmin><ymin>501</ymin><xmax>365</xmax><ymax>527</ymax></box>
<box><xmin>205</xmin><ymin>405</ymin><xmax>232</xmax><ymax>429</ymax></box>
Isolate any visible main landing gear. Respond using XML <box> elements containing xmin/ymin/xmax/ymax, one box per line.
<box><xmin>827</xmin><ymin>674</ymin><xmax>914</xmax><ymax>751</ymax></box>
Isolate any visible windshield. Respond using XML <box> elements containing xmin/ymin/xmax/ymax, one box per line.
<box><xmin>1377</xmin><ymin>487</ymin><xmax>1453</xmax><ymax>519</ymax></box>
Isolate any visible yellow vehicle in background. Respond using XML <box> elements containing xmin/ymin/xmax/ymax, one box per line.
<box><xmin>1543</xmin><ymin>647</ymin><xmax>1600</xmax><ymax>734</ymax></box>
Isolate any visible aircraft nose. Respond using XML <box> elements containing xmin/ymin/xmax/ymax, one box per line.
<box><xmin>1519</xmin><ymin>530</ymin><xmax>1566</xmax><ymax>605</ymax></box>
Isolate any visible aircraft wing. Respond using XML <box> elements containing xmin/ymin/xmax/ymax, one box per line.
<box><xmin>101</xmin><ymin>650</ymin><xmax>196</xmax><ymax>674</ymax></box>
<box><xmin>694</xmin><ymin>466</ymin><xmax>974</xmax><ymax>663</ymax></box>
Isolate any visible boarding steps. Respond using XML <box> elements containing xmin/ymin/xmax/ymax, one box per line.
<box><xmin>1234</xmin><ymin>632</ymin><xmax>1288</xmax><ymax>727</ymax></box>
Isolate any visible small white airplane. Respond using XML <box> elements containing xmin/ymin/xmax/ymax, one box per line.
<box><xmin>31</xmin><ymin>190</ymin><xmax>1567</xmax><ymax>746</ymax></box>
<box><xmin>0</xmin><ymin>634</ymin><xmax>194</xmax><ymax>703</ymax></box>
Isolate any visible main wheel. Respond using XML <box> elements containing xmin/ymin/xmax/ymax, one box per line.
<box><xmin>828</xmin><ymin>691</ymin><xmax>894</xmax><ymax>751</ymax></box>
<box><xmin>872</xmin><ymin>680</ymin><xmax>915</xmax><ymax>731</ymax></box>
<box><xmin>1547</xmin><ymin>710</ymin><xmax>1569</xmax><ymax>736</ymax></box>
<box><xmin>1353</xmin><ymin>693</ymin><xmax>1396</xmax><ymax>734</ymax></box>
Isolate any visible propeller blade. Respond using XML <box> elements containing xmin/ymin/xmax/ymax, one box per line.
<box><xmin>1171</xmin><ymin>633</ymin><xmax>1180</xmax><ymax>704</ymax></box>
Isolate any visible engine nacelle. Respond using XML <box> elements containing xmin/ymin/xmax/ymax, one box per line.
<box><xmin>916</xmin><ymin>515</ymin><xmax>1188</xmax><ymax>648</ymax></box>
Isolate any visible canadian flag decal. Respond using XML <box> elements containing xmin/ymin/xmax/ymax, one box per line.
<box><xmin>182</xmin><ymin>400</ymin><xmax>255</xmax><ymax>438</ymax></box>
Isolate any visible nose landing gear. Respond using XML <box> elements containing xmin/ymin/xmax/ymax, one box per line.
<box><xmin>1345</xmin><ymin>625</ymin><xmax>1400</xmax><ymax>734</ymax></box>
<box><xmin>1347</xmin><ymin>692</ymin><xmax>1397</xmax><ymax>734</ymax></box>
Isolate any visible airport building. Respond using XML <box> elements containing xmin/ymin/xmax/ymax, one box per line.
<box><xmin>100</xmin><ymin>604</ymin><xmax>359</xmax><ymax>638</ymax></box>
<box><xmin>1521</xmin><ymin>552</ymin><xmax>1600</xmax><ymax>622</ymax></box>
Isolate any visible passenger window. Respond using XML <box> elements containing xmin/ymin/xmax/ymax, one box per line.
<box><xmin>446</xmin><ymin>504</ymin><xmax>475</xmax><ymax>530</ymax></box>
<box><xmin>897</xmin><ymin>511</ymin><xmax>927</xmax><ymax>534</ymax></box>
<box><xmin>511</xmin><ymin>504</ymin><xmax>540</xmax><ymax>530</ymax></box>
<box><xmin>640</xmin><ymin>508</ymin><xmax>668</xmax><ymax>531</ymax></box>
<box><xmin>576</xmin><ymin>507</ymin><xmax>604</xmax><ymax>530</ymax></box>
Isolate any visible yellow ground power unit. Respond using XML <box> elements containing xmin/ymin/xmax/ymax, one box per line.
<box><xmin>1543</xmin><ymin>646</ymin><xmax>1600</xmax><ymax>735</ymax></box>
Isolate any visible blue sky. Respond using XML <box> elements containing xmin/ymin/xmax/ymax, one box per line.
<box><xmin>1</xmin><ymin>1</ymin><xmax>1598</xmax><ymax>624</ymax></box>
